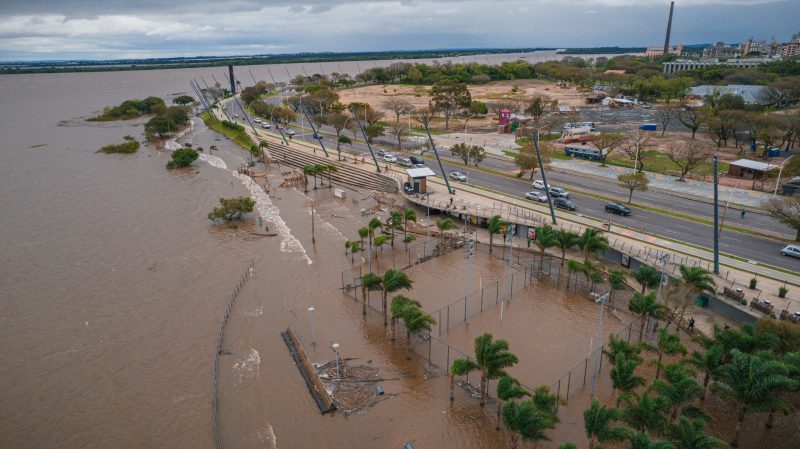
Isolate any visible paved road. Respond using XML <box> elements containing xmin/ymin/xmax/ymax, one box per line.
<box><xmin>224</xmin><ymin>100</ymin><xmax>800</xmax><ymax>272</ymax></box>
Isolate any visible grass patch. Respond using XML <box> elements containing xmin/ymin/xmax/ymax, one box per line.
<box><xmin>202</xmin><ymin>112</ymin><xmax>255</xmax><ymax>149</ymax></box>
<box><xmin>605</xmin><ymin>151</ymin><xmax>729</xmax><ymax>177</ymax></box>
<box><xmin>411</xmin><ymin>127</ymin><xmax>449</xmax><ymax>135</ymax></box>
<box><xmin>97</xmin><ymin>136</ymin><xmax>140</xmax><ymax>154</ymax></box>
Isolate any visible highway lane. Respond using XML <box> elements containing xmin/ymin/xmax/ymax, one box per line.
<box><xmin>223</xmin><ymin>100</ymin><xmax>800</xmax><ymax>272</ymax></box>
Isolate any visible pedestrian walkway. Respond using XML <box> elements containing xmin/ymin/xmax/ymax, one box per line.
<box><xmin>550</xmin><ymin>159</ymin><xmax>773</xmax><ymax>208</ymax></box>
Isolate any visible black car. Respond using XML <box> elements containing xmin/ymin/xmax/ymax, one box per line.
<box><xmin>554</xmin><ymin>197</ymin><xmax>576</xmax><ymax>211</ymax></box>
<box><xmin>376</xmin><ymin>150</ymin><xmax>385</xmax><ymax>157</ymax></box>
<box><xmin>409</xmin><ymin>155</ymin><xmax>426</xmax><ymax>167</ymax></box>
<box><xmin>605</xmin><ymin>202</ymin><xmax>631</xmax><ymax>216</ymax></box>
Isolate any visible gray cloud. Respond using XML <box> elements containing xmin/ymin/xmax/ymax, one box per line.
<box><xmin>0</xmin><ymin>0</ymin><xmax>796</xmax><ymax>61</ymax></box>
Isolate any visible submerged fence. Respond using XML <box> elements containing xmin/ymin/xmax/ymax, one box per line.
<box><xmin>211</xmin><ymin>260</ymin><xmax>256</xmax><ymax>449</ymax></box>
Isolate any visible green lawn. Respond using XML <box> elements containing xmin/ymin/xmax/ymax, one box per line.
<box><xmin>202</xmin><ymin>112</ymin><xmax>255</xmax><ymax>149</ymax></box>
<box><xmin>605</xmin><ymin>150</ymin><xmax>729</xmax><ymax>178</ymax></box>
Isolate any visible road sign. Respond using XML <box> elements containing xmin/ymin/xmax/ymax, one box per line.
<box><xmin>506</xmin><ymin>224</ymin><xmax>516</xmax><ymax>236</ymax></box>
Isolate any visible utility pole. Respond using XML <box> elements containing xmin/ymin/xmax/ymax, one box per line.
<box><xmin>465</xmin><ymin>234</ymin><xmax>474</xmax><ymax>324</ymax></box>
<box><xmin>422</xmin><ymin>117</ymin><xmax>453</xmax><ymax>195</ymax></box>
<box><xmin>590</xmin><ymin>293</ymin><xmax>607</xmax><ymax>397</ymax></box>
<box><xmin>532</xmin><ymin>131</ymin><xmax>557</xmax><ymax>225</ymax></box>
<box><xmin>311</xmin><ymin>200</ymin><xmax>316</xmax><ymax>244</ymax></box>
<box><xmin>712</xmin><ymin>154</ymin><xmax>720</xmax><ymax>274</ymax></box>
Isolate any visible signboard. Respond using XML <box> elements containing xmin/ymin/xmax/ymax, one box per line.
<box><xmin>527</xmin><ymin>228</ymin><xmax>536</xmax><ymax>241</ymax></box>
<box><xmin>506</xmin><ymin>224</ymin><xmax>516</xmax><ymax>236</ymax></box>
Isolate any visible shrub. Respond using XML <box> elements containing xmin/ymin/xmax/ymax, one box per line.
<box><xmin>97</xmin><ymin>139</ymin><xmax>140</xmax><ymax>154</ymax></box>
<box><xmin>208</xmin><ymin>197</ymin><xmax>256</xmax><ymax>221</ymax></box>
<box><xmin>779</xmin><ymin>286</ymin><xmax>789</xmax><ymax>298</ymax></box>
<box><xmin>166</xmin><ymin>147</ymin><xmax>199</xmax><ymax>169</ymax></box>
<box><xmin>749</xmin><ymin>278</ymin><xmax>758</xmax><ymax>289</ymax></box>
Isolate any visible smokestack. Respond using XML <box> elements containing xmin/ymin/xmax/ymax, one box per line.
<box><xmin>663</xmin><ymin>1</ymin><xmax>675</xmax><ymax>56</ymax></box>
<box><xmin>228</xmin><ymin>65</ymin><xmax>236</xmax><ymax>94</ymax></box>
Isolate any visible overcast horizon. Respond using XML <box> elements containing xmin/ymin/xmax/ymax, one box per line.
<box><xmin>0</xmin><ymin>0</ymin><xmax>798</xmax><ymax>62</ymax></box>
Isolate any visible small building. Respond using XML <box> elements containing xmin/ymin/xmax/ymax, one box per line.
<box><xmin>727</xmin><ymin>159</ymin><xmax>777</xmax><ymax>180</ymax></box>
<box><xmin>498</xmin><ymin>108</ymin><xmax>512</xmax><ymax>125</ymax></box>
<box><xmin>686</xmin><ymin>85</ymin><xmax>769</xmax><ymax>106</ymax></box>
<box><xmin>405</xmin><ymin>167</ymin><xmax>436</xmax><ymax>194</ymax></box>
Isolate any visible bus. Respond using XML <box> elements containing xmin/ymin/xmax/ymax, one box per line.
<box><xmin>563</xmin><ymin>122</ymin><xmax>596</xmax><ymax>132</ymax></box>
<box><xmin>565</xmin><ymin>144</ymin><xmax>604</xmax><ymax>161</ymax></box>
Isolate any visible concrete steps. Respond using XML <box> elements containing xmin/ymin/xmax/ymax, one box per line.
<box><xmin>268</xmin><ymin>142</ymin><xmax>399</xmax><ymax>193</ymax></box>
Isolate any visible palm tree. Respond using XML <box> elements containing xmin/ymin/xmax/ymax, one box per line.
<box><xmin>652</xmin><ymin>364</ymin><xmax>705</xmax><ymax>421</ymax></box>
<box><xmin>487</xmin><ymin>215</ymin><xmax>504</xmax><ymax>254</ymax></box>
<box><xmin>534</xmin><ymin>224</ymin><xmax>558</xmax><ymax>270</ymax></box>
<box><xmin>577</xmin><ymin>228</ymin><xmax>608</xmax><ymax>262</ymax></box>
<box><xmin>648</xmin><ymin>329</ymin><xmax>687</xmax><ymax>379</ymax></box>
<box><xmin>402</xmin><ymin>208</ymin><xmax>417</xmax><ymax>249</ymax></box>
<box><xmin>610</xmin><ymin>353</ymin><xmax>645</xmax><ymax>407</ymax></box>
<box><xmin>669</xmin><ymin>417</ymin><xmax>725</xmax><ymax>449</ymax></box>
<box><xmin>349</xmin><ymin>241</ymin><xmax>362</xmax><ymax>264</ymax></box>
<box><xmin>496</xmin><ymin>376</ymin><xmax>530</xmax><ymax>429</ymax></box>
<box><xmin>604</xmin><ymin>334</ymin><xmax>642</xmax><ymax>366</ymax></box>
<box><xmin>713</xmin><ymin>349</ymin><xmax>796</xmax><ymax>446</ymax></box>
<box><xmin>401</xmin><ymin>303</ymin><xmax>435</xmax><ymax>343</ymax></box>
<box><xmin>374</xmin><ymin>235</ymin><xmax>390</xmax><ymax>257</ymax></box>
<box><xmin>450</xmin><ymin>358</ymin><xmax>478</xmax><ymax>401</ymax></box>
<box><xmin>608</xmin><ymin>269</ymin><xmax>626</xmax><ymax>308</ymax></box>
<box><xmin>367</xmin><ymin>217</ymin><xmax>382</xmax><ymax>261</ymax></box>
<box><xmin>344</xmin><ymin>240</ymin><xmax>351</xmax><ymax>257</ymax></box>
<box><xmin>474</xmin><ymin>333</ymin><xmax>519</xmax><ymax>405</ymax></box>
<box><xmin>379</xmin><ymin>269</ymin><xmax>413</xmax><ymax>326</ymax></box>
<box><xmin>628</xmin><ymin>292</ymin><xmax>667</xmax><ymax>342</ymax></box>
<box><xmin>554</xmin><ymin>229</ymin><xmax>580</xmax><ymax>266</ymax></box>
<box><xmin>302</xmin><ymin>165</ymin><xmax>316</xmax><ymax>192</ymax></box>
<box><xmin>313</xmin><ymin>163</ymin><xmax>326</xmax><ymax>187</ymax></box>
<box><xmin>673</xmin><ymin>265</ymin><xmax>716</xmax><ymax>331</ymax></box>
<box><xmin>530</xmin><ymin>385</ymin><xmax>560</xmax><ymax>422</ymax></box>
<box><xmin>502</xmin><ymin>400</ymin><xmax>556</xmax><ymax>449</ymax></box>
<box><xmin>390</xmin><ymin>295</ymin><xmax>421</xmax><ymax>340</ymax></box>
<box><xmin>360</xmin><ymin>272</ymin><xmax>382</xmax><ymax>316</ymax></box>
<box><xmin>634</xmin><ymin>265</ymin><xmax>661</xmax><ymax>294</ymax></box>
<box><xmin>685</xmin><ymin>341</ymin><xmax>724</xmax><ymax>401</ymax></box>
<box><xmin>621</xmin><ymin>390</ymin><xmax>671</xmax><ymax>436</ymax></box>
<box><xmin>566</xmin><ymin>259</ymin><xmax>586</xmax><ymax>289</ymax></box>
<box><xmin>583</xmin><ymin>398</ymin><xmax>630</xmax><ymax>449</ymax></box>
<box><xmin>325</xmin><ymin>164</ymin><xmax>337</xmax><ymax>187</ymax></box>
<box><xmin>436</xmin><ymin>217</ymin><xmax>457</xmax><ymax>249</ymax></box>
<box><xmin>386</xmin><ymin>211</ymin><xmax>403</xmax><ymax>247</ymax></box>
<box><xmin>357</xmin><ymin>226</ymin><xmax>368</xmax><ymax>248</ymax></box>
<box><xmin>627</xmin><ymin>431</ymin><xmax>676</xmax><ymax>449</ymax></box>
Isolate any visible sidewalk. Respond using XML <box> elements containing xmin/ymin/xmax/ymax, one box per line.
<box><xmin>550</xmin><ymin>159</ymin><xmax>773</xmax><ymax>208</ymax></box>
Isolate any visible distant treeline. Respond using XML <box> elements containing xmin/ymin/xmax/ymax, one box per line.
<box><xmin>559</xmin><ymin>47</ymin><xmax>645</xmax><ymax>54</ymax></box>
<box><xmin>0</xmin><ymin>48</ymin><xmax>558</xmax><ymax>75</ymax></box>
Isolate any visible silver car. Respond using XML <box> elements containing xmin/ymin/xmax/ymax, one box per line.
<box><xmin>449</xmin><ymin>172</ymin><xmax>467</xmax><ymax>182</ymax></box>
<box><xmin>525</xmin><ymin>191</ymin><xmax>548</xmax><ymax>202</ymax></box>
<box><xmin>781</xmin><ymin>245</ymin><xmax>800</xmax><ymax>259</ymax></box>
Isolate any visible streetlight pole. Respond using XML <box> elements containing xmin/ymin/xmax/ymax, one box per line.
<box><xmin>330</xmin><ymin>343</ymin><xmax>341</xmax><ymax>379</ymax></box>
<box><xmin>712</xmin><ymin>154</ymin><xmax>720</xmax><ymax>274</ymax></box>
<box><xmin>532</xmin><ymin>130</ymin><xmax>557</xmax><ymax>225</ymax></box>
<box><xmin>773</xmin><ymin>155</ymin><xmax>794</xmax><ymax>198</ymax></box>
<box><xmin>465</xmin><ymin>232</ymin><xmax>475</xmax><ymax>324</ymax></box>
<box><xmin>308</xmin><ymin>306</ymin><xmax>316</xmax><ymax>346</ymax></box>
<box><xmin>590</xmin><ymin>293</ymin><xmax>607</xmax><ymax>398</ymax></box>
<box><xmin>311</xmin><ymin>200</ymin><xmax>316</xmax><ymax>244</ymax></box>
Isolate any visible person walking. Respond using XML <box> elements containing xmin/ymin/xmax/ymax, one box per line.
<box><xmin>688</xmin><ymin>317</ymin><xmax>695</xmax><ymax>335</ymax></box>
<box><xmin>740</xmin><ymin>209</ymin><xmax>746</xmax><ymax>219</ymax></box>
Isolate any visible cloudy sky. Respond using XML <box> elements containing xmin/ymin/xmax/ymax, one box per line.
<box><xmin>0</xmin><ymin>0</ymin><xmax>797</xmax><ymax>61</ymax></box>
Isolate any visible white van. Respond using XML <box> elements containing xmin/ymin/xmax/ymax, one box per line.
<box><xmin>398</xmin><ymin>157</ymin><xmax>413</xmax><ymax>167</ymax></box>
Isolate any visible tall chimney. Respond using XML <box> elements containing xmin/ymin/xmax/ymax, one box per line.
<box><xmin>663</xmin><ymin>1</ymin><xmax>675</xmax><ymax>56</ymax></box>
<box><xmin>228</xmin><ymin>65</ymin><xmax>236</xmax><ymax>94</ymax></box>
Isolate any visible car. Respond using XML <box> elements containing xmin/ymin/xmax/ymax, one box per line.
<box><xmin>781</xmin><ymin>245</ymin><xmax>800</xmax><ymax>259</ymax></box>
<box><xmin>409</xmin><ymin>156</ymin><xmax>426</xmax><ymax>167</ymax></box>
<box><xmin>397</xmin><ymin>157</ymin><xmax>413</xmax><ymax>167</ymax></box>
<box><xmin>525</xmin><ymin>191</ymin><xmax>548</xmax><ymax>202</ymax></box>
<box><xmin>286</xmin><ymin>129</ymin><xmax>296</xmax><ymax>136</ymax></box>
<box><xmin>261</xmin><ymin>122</ymin><xmax>271</xmax><ymax>129</ymax></box>
<box><xmin>376</xmin><ymin>150</ymin><xmax>385</xmax><ymax>157</ymax></box>
<box><xmin>548</xmin><ymin>187</ymin><xmax>570</xmax><ymax>198</ymax></box>
<box><xmin>450</xmin><ymin>172</ymin><xmax>467</xmax><ymax>182</ymax></box>
<box><xmin>233</xmin><ymin>113</ymin><xmax>239</xmax><ymax>118</ymax></box>
<box><xmin>532</xmin><ymin>180</ymin><xmax>549</xmax><ymax>190</ymax></box>
<box><xmin>553</xmin><ymin>197</ymin><xmax>577</xmax><ymax>211</ymax></box>
<box><xmin>383</xmin><ymin>153</ymin><xmax>397</xmax><ymax>163</ymax></box>
<box><xmin>313</xmin><ymin>132</ymin><xmax>323</xmax><ymax>140</ymax></box>
<box><xmin>254</xmin><ymin>118</ymin><xmax>262</xmax><ymax>123</ymax></box>
<box><xmin>605</xmin><ymin>202</ymin><xmax>631</xmax><ymax>216</ymax></box>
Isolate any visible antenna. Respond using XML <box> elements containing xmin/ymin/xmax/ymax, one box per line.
<box><xmin>663</xmin><ymin>1</ymin><xmax>675</xmax><ymax>56</ymax></box>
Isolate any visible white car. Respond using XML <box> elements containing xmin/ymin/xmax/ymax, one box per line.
<box><xmin>525</xmin><ymin>191</ymin><xmax>548</xmax><ymax>202</ymax></box>
<box><xmin>449</xmin><ymin>172</ymin><xmax>467</xmax><ymax>182</ymax></box>
<box><xmin>383</xmin><ymin>153</ymin><xmax>397</xmax><ymax>163</ymax></box>
<box><xmin>262</xmin><ymin>122</ymin><xmax>271</xmax><ymax>129</ymax></box>
<box><xmin>286</xmin><ymin>129</ymin><xmax>296</xmax><ymax>136</ymax></box>
<box><xmin>233</xmin><ymin>113</ymin><xmax>239</xmax><ymax>118</ymax></box>
<box><xmin>781</xmin><ymin>245</ymin><xmax>800</xmax><ymax>259</ymax></box>
<box><xmin>254</xmin><ymin>118</ymin><xmax>262</xmax><ymax>123</ymax></box>
<box><xmin>532</xmin><ymin>180</ymin><xmax>549</xmax><ymax>190</ymax></box>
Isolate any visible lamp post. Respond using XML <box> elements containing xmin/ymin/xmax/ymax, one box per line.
<box><xmin>308</xmin><ymin>306</ymin><xmax>316</xmax><ymax>347</ymax></box>
<box><xmin>330</xmin><ymin>343</ymin><xmax>341</xmax><ymax>379</ymax></box>
<box><xmin>773</xmin><ymin>155</ymin><xmax>795</xmax><ymax>198</ymax></box>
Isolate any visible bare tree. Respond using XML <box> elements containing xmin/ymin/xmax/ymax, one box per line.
<box><xmin>765</xmin><ymin>197</ymin><xmax>800</xmax><ymax>241</ymax></box>
<box><xmin>657</xmin><ymin>107</ymin><xmax>675</xmax><ymax>137</ymax></box>
<box><xmin>677</xmin><ymin>108</ymin><xmax>703</xmax><ymax>139</ymax></box>
<box><xmin>667</xmin><ymin>142</ymin><xmax>708</xmax><ymax>181</ymax></box>
<box><xmin>382</xmin><ymin>98</ymin><xmax>414</xmax><ymax>123</ymax></box>
<box><xmin>619</xmin><ymin>131</ymin><xmax>653</xmax><ymax>172</ymax></box>
<box><xmin>591</xmin><ymin>134</ymin><xmax>625</xmax><ymax>166</ymax></box>
<box><xmin>387</xmin><ymin>122</ymin><xmax>411</xmax><ymax>151</ymax></box>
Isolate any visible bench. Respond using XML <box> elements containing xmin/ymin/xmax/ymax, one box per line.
<box><xmin>723</xmin><ymin>287</ymin><xmax>745</xmax><ymax>303</ymax></box>
<box><xmin>749</xmin><ymin>299</ymin><xmax>774</xmax><ymax>315</ymax></box>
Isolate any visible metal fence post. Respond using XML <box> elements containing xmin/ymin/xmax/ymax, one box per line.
<box><xmin>480</xmin><ymin>288</ymin><xmax>484</xmax><ymax>312</ymax></box>
<box><xmin>583</xmin><ymin>358</ymin><xmax>588</xmax><ymax>387</ymax></box>
<box><xmin>447</xmin><ymin>304</ymin><xmax>450</xmax><ymax>330</ymax></box>
<box><xmin>496</xmin><ymin>281</ymin><xmax>500</xmax><ymax>303</ymax></box>
<box><xmin>428</xmin><ymin>337</ymin><xmax>432</xmax><ymax>367</ymax></box>
<box><xmin>438</xmin><ymin>309</ymin><xmax>442</xmax><ymax>337</ymax></box>
<box><xmin>566</xmin><ymin>371</ymin><xmax>572</xmax><ymax>400</ymax></box>
<box><xmin>447</xmin><ymin>346</ymin><xmax>450</xmax><ymax>374</ymax></box>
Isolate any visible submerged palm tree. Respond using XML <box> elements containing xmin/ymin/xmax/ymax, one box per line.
<box><xmin>401</xmin><ymin>303</ymin><xmax>435</xmax><ymax>343</ymax></box>
<box><xmin>450</xmin><ymin>358</ymin><xmax>478</xmax><ymax>401</ymax></box>
<box><xmin>386</xmin><ymin>211</ymin><xmax>403</xmax><ymax>247</ymax></box>
<box><xmin>502</xmin><ymin>399</ymin><xmax>556</xmax><ymax>449</ymax></box>
<box><xmin>554</xmin><ymin>229</ymin><xmax>580</xmax><ymax>266</ymax></box>
<box><xmin>390</xmin><ymin>295</ymin><xmax>421</xmax><ymax>341</ymax></box>
<box><xmin>402</xmin><ymin>208</ymin><xmax>417</xmax><ymax>250</ymax></box>
<box><xmin>474</xmin><ymin>333</ymin><xmax>518</xmax><ymax>405</ymax></box>
<box><xmin>583</xmin><ymin>398</ymin><xmax>630</xmax><ymax>449</ymax></box>
<box><xmin>534</xmin><ymin>224</ymin><xmax>558</xmax><ymax>270</ymax></box>
<box><xmin>487</xmin><ymin>215</ymin><xmax>504</xmax><ymax>254</ymax></box>
<box><xmin>360</xmin><ymin>272</ymin><xmax>382</xmax><ymax>316</ymax></box>
<box><xmin>496</xmin><ymin>375</ymin><xmax>530</xmax><ymax>429</ymax></box>
<box><xmin>348</xmin><ymin>241</ymin><xmax>362</xmax><ymax>264</ymax></box>
<box><xmin>628</xmin><ymin>292</ymin><xmax>666</xmax><ymax>342</ymax></box>
<box><xmin>436</xmin><ymin>217</ymin><xmax>457</xmax><ymax>249</ymax></box>
<box><xmin>379</xmin><ymin>269</ymin><xmax>413</xmax><ymax>326</ymax></box>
